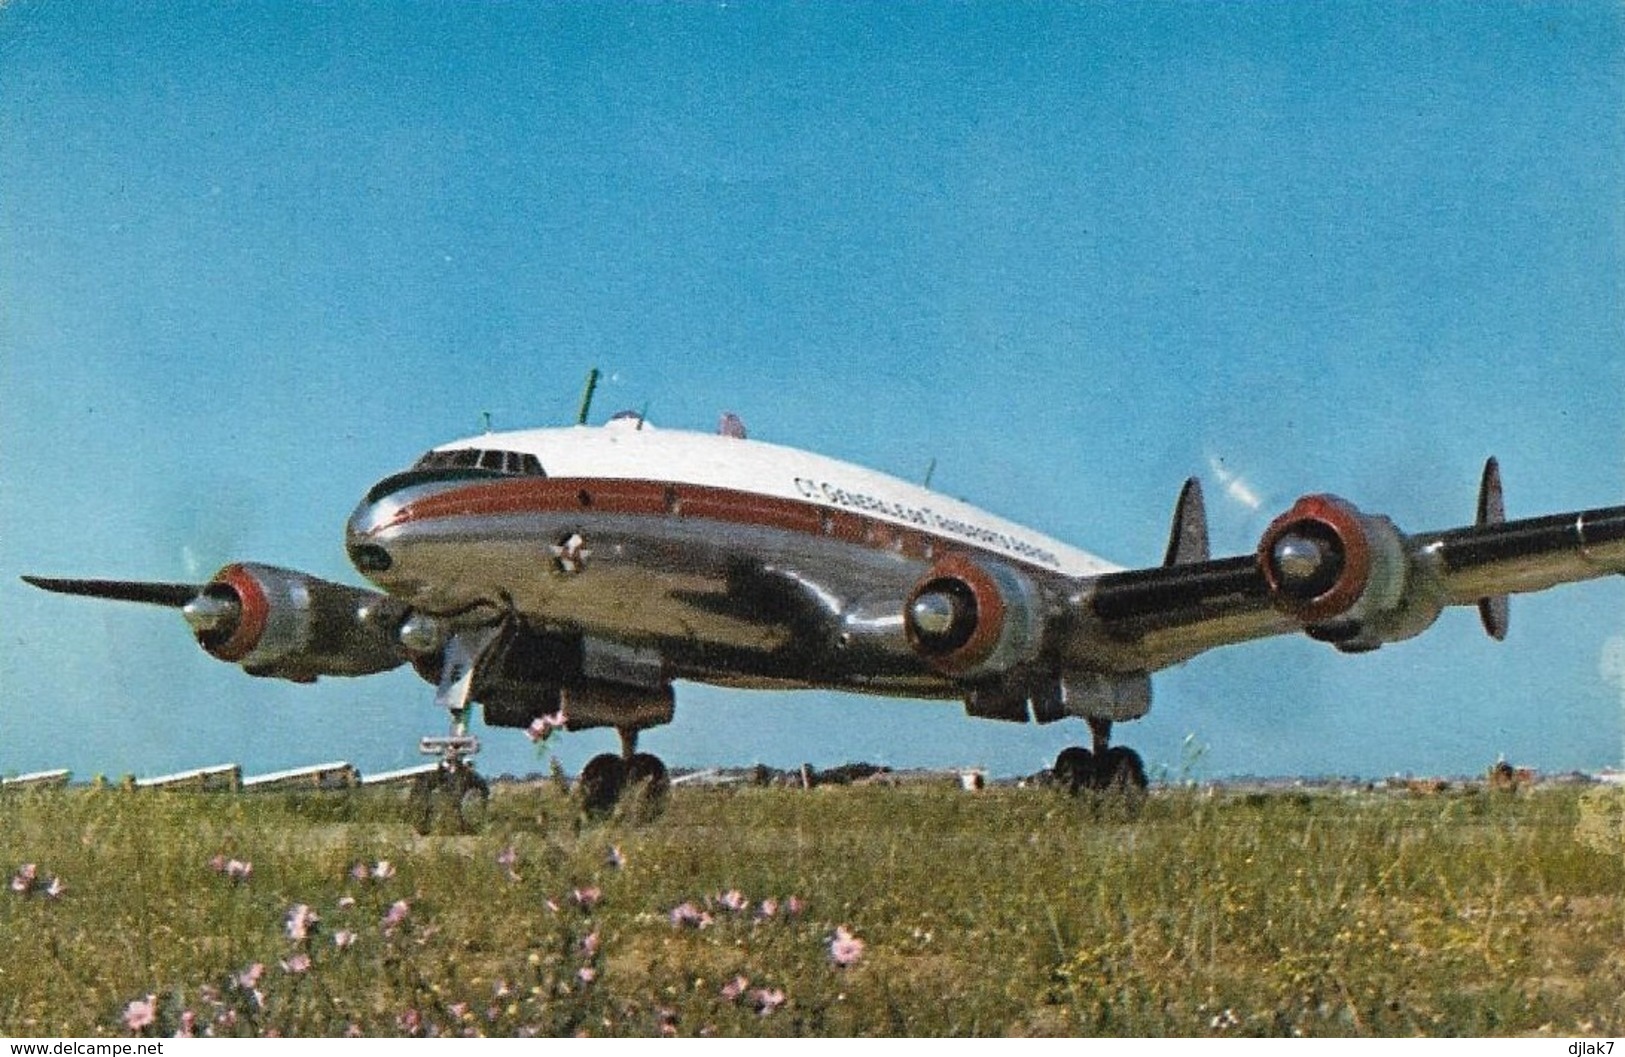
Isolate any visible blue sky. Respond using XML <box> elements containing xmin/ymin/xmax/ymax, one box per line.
<box><xmin>2</xmin><ymin>2</ymin><xmax>1622</xmax><ymax>782</ymax></box>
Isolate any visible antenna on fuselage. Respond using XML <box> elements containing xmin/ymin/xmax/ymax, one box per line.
<box><xmin>635</xmin><ymin>401</ymin><xmax>650</xmax><ymax>431</ymax></box>
<box><xmin>923</xmin><ymin>458</ymin><xmax>937</xmax><ymax>489</ymax></box>
<box><xmin>481</xmin><ymin>411</ymin><xmax>493</xmax><ymax>433</ymax></box>
<box><xmin>576</xmin><ymin>368</ymin><xmax>601</xmax><ymax>426</ymax></box>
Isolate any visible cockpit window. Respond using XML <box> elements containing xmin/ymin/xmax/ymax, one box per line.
<box><xmin>412</xmin><ymin>448</ymin><xmax>545</xmax><ymax>476</ymax></box>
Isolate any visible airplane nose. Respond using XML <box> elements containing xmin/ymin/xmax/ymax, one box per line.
<box><xmin>346</xmin><ymin>496</ymin><xmax>395</xmax><ymax>575</ymax></box>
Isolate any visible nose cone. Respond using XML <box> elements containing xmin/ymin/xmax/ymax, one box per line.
<box><xmin>346</xmin><ymin>493</ymin><xmax>396</xmax><ymax>577</ymax></box>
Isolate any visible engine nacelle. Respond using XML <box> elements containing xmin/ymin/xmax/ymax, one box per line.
<box><xmin>1257</xmin><ymin>495</ymin><xmax>1443</xmax><ymax>650</ymax></box>
<box><xmin>904</xmin><ymin>556</ymin><xmax>1044</xmax><ymax>677</ymax></box>
<box><xmin>192</xmin><ymin>563</ymin><xmax>409</xmax><ymax>681</ymax></box>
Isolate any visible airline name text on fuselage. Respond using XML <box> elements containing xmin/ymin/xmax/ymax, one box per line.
<box><xmin>791</xmin><ymin>477</ymin><xmax>1060</xmax><ymax>568</ymax></box>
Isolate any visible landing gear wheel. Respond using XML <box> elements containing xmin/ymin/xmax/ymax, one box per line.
<box><xmin>623</xmin><ymin>752</ymin><xmax>670</xmax><ymax>816</ymax></box>
<box><xmin>577</xmin><ymin>753</ymin><xmax>625</xmax><ymax>816</ymax></box>
<box><xmin>1097</xmin><ymin>746</ymin><xmax>1148</xmax><ymax>793</ymax></box>
<box><xmin>410</xmin><ymin>763</ymin><xmax>491</xmax><ymax>835</ymax></box>
<box><xmin>1053</xmin><ymin>746</ymin><xmax>1095</xmax><ymax>793</ymax></box>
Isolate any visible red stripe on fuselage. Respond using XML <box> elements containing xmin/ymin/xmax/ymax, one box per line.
<box><xmin>376</xmin><ymin>477</ymin><xmax>1047</xmax><ymax>574</ymax></box>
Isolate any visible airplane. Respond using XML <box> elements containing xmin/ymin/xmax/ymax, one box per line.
<box><xmin>21</xmin><ymin>379</ymin><xmax>1625</xmax><ymax>825</ymax></box>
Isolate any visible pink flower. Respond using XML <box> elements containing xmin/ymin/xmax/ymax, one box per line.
<box><xmin>10</xmin><ymin>863</ymin><xmax>37</xmax><ymax>894</ymax></box>
<box><xmin>122</xmin><ymin>994</ymin><xmax>157</xmax><ymax>1032</ymax></box>
<box><xmin>829</xmin><ymin>925</ymin><xmax>865</xmax><ymax>967</ymax></box>
<box><xmin>333</xmin><ymin>929</ymin><xmax>358</xmax><ymax>949</ymax></box>
<box><xmin>756</xmin><ymin>898</ymin><xmax>779</xmax><ymax>920</ymax></box>
<box><xmin>720</xmin><ymin>975</ymin><xmax>749</xmax><ymax>1002</ymax></box>
<box><xmin>382</xmin><ymin>899</ymin><xmax>410</xmax><ymax>933</ymax></box>
<box><xmin>286</xmin><ymin>904</ymin><xmax>319</xmax><ymax>942</ymax></box>
<box><xmin>349</xmin><ymin>862</ymin><xmax>369</xmax><ymax>882</ymax></box>
<box><xmin>669</xmin><ymin>901</ymin><xmax>712</xmax><ymax>929</ymax></box>
<box><xmin>749</xmin><ymin>987</ymin><xmax>786</xmax><ymax>1016</ymax></box>
<box><xmin>177</xmin><ymin>1010</ymin><xmax>197</xmax><ymax>1038</ymax></box>
<box><xmin>717</xmin><ymin>889</ymin><xmax>748</xmax><ymax>913</ymax></box>
<box><xmin>571</xmin><ymin>886</ymin><xmax>601</xmax><ymax>910</ymax></box>
<box><xmin>576</xmin><ymin>966</ymin><xmax>597</xmax><ymax>984</ymax></box>
<box><xmin>44</xmin><ymin>876</ymin><xmax>65</xmax><ymax>899</ymax></box>
<box><xmin>236</xmin><ymin>963</ymin><xmax>265</xmax><ymax>990</ymax></box>
<box><xmin>371</xmin><ymin>860</ymin><xmax>395</xmax><ymax>881</ymax></box>
<box><xmin>580</xmin><ymin>930</ymin><xmax>600</xmax><ymax>958</ymax></box>
<box><xmin>280</xmin><ymin>952</ymin><xmax>311</xmax><ymax>974</ymax></box>
<box><xmin>397</xmin><ymin>1008</ymin><xmax>423</xmax><ymax>1036</ymax></box>
<box><xmin>337</xmin><ymin>895</ymin><xmax>356</xmax><ymax>909</ymax></box>
<box><xmin>225</xmin><ymin>859</ymin><xmax>252</xmax><ymax>883</ymax></box>
<box><xmin>525</xmin><ymin>709</ymin><xmax>568</xmax><ymax>743</ymax></box>
<box><xmin>785</xmin><ymin>896</ymin><xmax>806</xmax><ymax>917</ymax></box>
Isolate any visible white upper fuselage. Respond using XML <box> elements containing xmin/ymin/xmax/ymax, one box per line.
<box><xmin>423</xmin><ymin>417</ymin><xmax>1121</xmax><ymax>579</ymax></box>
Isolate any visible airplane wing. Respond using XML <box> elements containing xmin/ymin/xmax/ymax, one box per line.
<box><xmin>1078</xmin><ymin>459</ymin><xmax>1625</xmax><ymax>671</ymax></box>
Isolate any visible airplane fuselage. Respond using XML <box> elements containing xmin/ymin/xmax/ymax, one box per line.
<box><xmin>346</xmin><ymin>417</ymin><xmax>1121</xmax><ymax>698</ymax></box>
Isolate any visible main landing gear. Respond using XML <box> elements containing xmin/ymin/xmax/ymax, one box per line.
<box><xmin>577</xmin><ymin>727</ymin><xmax>670</xmax><ymax>817</ymax></box>
<box><xmin>1053</xmin><ymin>718</ymin><xmax>1148</xmax><ymax>796</ymax></box>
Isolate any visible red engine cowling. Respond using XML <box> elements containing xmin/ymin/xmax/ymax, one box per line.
<box><xmin>1257</xmin><ymin>495</ymin><xmax>1440</xmax><ymax>649</ymax></box>
<box><xmin>193</xmin><ymin>563</ymin><xmax>409</xmax><ymax>681</ymax></box>
<box><xmin>903</xmin><ymin>556</ymin><xmax>1044</xmax><ymax>677</ymax></box>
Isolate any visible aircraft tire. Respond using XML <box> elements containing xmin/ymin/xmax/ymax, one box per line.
<box><xmin>1098</xmin><ymin>746</ymin><xmax>1148</xmax><ymax>793</ymax></box>
<box><xmin>625</xmin><ymin>752</ymin><xmax>670</xmax><ymax>799</ymax></box>
<box><xmin>578</xmin><ymin>753</ymin><xmax>625</xmax><ymax>816</ymax></box>
<box><xmin>1053</xmin><ymin>746</ymin><xmax>1095</xmax><ymax>793</ymax></box>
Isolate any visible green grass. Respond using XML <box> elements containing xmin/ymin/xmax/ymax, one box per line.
<box><xmin>2</xmin><ymin>780</ymin><xmax>1623</xmax><ymax>1037</ymax></box>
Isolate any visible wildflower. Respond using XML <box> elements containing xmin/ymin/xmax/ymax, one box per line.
<box><xmin>1210</xmin><ymin>1008</ymin><xmax>1240</xmax><ymax>1031</ymax></box>
<box><xmin>224</xmin><ymin>859</ymin><xmax>252</xmax><ymax>883</ymax></box>
<box><xmin>337</xmin><ymin>895</ymin><xmax>356</xmax><ymax>909</ymax></box>
<box><xmin>449</xmin><ymin>1001</ymin><xmax>470</xmax><ymax>1020</ymax></box>
<box><xmin>496</xmin><ymin>845</ymin><xmax>519</xmax><ymax>878</ymax></box>
<box><xmin>669</xmin><ymin>901</ymin><xmax>712</xmax><ymax>929</ymax></box>
<box><xmin>717</xmin><ymin>889</ymin><xmax>748</xmax><ymax>913</ymax></box>
<box><xmin>10</xmin><ymin>863</ymin><xmax>37</xmax><ymax>894</ymax></box>
<box><xmin>208</xmin><ymin>855</ymin><xmax>227</xmax><ymax>873</ymax></box>
<box><xmin>383</xmin><ymin>898</ymin><xmax>410</xmax><ymax>934</ymax></box>
<box><xmin>604</xmin><ymin>845</ymin><xmax>625</xmax><ymax>870</ymax></box>
<box><xmin>349</xmin><ymin>862</ymin><xmax>370</xmax><ymax>882</ymax></box>
<box><xmin>122</xmin><ymin>994</ymin><xmax>157</xmax><ymax>1032</ymax></box>
<box><xmin>749</xmin><ymin>988</ymin><xmax>786</xmax><ymax>1016</ymax></box>
<box><xmin>580</xmin><ymin>930</ymin><xmax>600</xmax><ymax>958</ymax></box>
<box><xmin>544</xmin><ymin>898</ymin><xmax>561</xmax><ymax>914</ymax></box>
<box><xmin>756</xmin><ymin>898</ymin><xmax>779</xmax><ymax>920</ymax></box>
<box><xmin>280</xmin><ymin>952</ymin><xmax>312</xmax><ymax>975</ymax></box>
<box><xmin>577</xmin><ymin>966</ymin><xmax>597</xmax><ymax>985</ymax></box>
<box><xmin>785</xmin><ymin>895</ymin><xmax>806</xmax><ymax>917</ymax></box>
<box><xmin>44</xmin><ymin>876</ymin><xmax>65</xmax><ymax>899</ymax></box>
<box><xmin>333</xmin><ymin>929</ymin><xmax>358</xmax><ymax>949</ymax></box>
<box><xmin>656</xmin><ymin>1007</ymin><xmax>678</xmax><ymax>1036</ymax></box>
<box><xmin>571</xmin><ymin>886</ymin><xmax>601</xmax><ymax>911</ymax></box>
<box><xmin>398</xmin><ymin>1008</ymin><xmax>423</xmax><ymax>1036</ymax></box>
<box><xmin>177</xmin><ymin>1010</ymin><xmax>197</xmax><ymax>1038</ymax></box>
<box><xmin>829</xmin><ymin>925</ymin><xmax>865</xmax><ymax>967</ymax></box>
<box><xmin>525</xmin><ymin>709</ymin><xmax>567</xmax><ymax>743</ymax></box>
<box><xmin>286</xmin><ymin>903</ymin><xmax>320</xmax><ymax>942</ymax></box>
<box><xmin>371</xmin><ymin>860</ymin><xmax>395</xmax><ymax>881</ymax></box>
<box><xmin>720</xmin><ymin>975</ymin><xmax>749</xmax><ymax>1002</ymax></box>
<box><xmin>235</xmin><ymin>963</ymin><xmax>265</xmax><ymax>990</ymax></box>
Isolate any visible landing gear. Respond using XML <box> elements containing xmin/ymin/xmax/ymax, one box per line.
<box><xmin>575</xmin><ymin>728</ymin><xmax>669</xmax><ymax>817</ymax></box>
<box><xmin>411</xmin><ymin>626</ymin><xmax>502</xmax><ymax>834</ymax></box>
<box><xmin>1052</xmin><ymin>718</ymin><xmax>1147</xmax><ymax>797</ymax></box>
<box><xmin>410</xmin><ymin>757</ymin><xmax>490</xmax><ymax>835</ymax></box>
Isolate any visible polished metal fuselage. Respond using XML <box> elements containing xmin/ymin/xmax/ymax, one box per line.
<box><xmin>345</xmin><ymin>423</ymin><xmax>1115</xmax><ymax>698</ymax></box>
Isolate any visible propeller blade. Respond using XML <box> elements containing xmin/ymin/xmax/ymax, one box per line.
<box><xmin>1475</xmin><ymin>457</ymin><xmax>1510</xmax><ymax>641</ymax></box>
<box><xmin>20</xmin><ymin>576</ymin><xmax>202</xmax><ymax>608</ymax></box>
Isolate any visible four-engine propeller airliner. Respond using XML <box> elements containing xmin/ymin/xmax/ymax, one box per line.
<box><xmin>23</xmin><ymin>398</ymin><xmax>1625</xmax><ymax>819</ymax></box>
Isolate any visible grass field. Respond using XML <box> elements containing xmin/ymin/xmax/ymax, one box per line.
<box><xmin>2</xmin><ymin>778</ymin><xmax>1623</xmax><ymax>1037</ymax></box>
